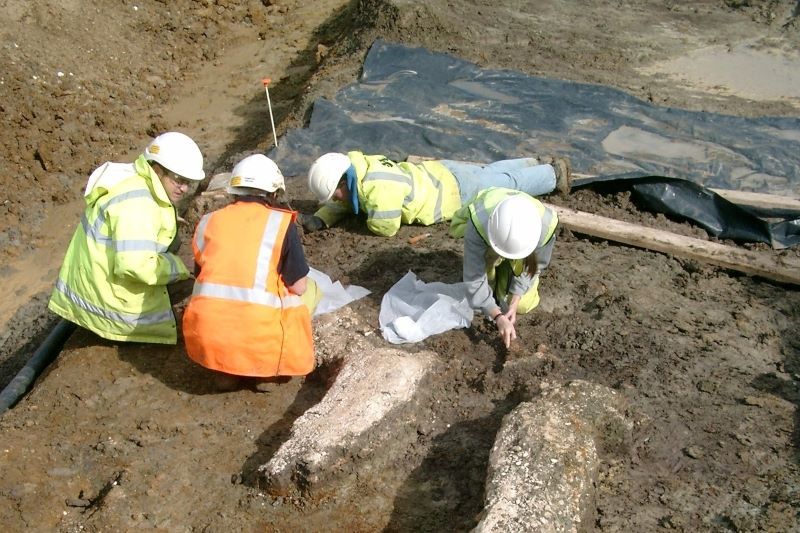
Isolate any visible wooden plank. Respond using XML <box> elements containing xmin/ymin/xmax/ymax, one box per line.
<box><xmin>545</xmin><ymin>203</ymin><xmax>800</xmax><ymax>286</ymax></box>
<box><xmin>708</xmin><ymin>188</ymin><xmax>800</xmax><ymax>213</ymax></box>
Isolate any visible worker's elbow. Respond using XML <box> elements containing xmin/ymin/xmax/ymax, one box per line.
<box><xmin>114</xmin><ymin>258</ymin><xmax>154</xmax><ymax>285</ymax></box>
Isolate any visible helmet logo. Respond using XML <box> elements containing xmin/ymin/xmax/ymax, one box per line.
<box><xmin>149</xmin><ymin>144</ymin><xmax>161</xmax><ymax>154</ymax></box>
<box><xmin>230</xmin><ymin>175</ymin><xmax>258</xmax><ymax>186</ymax></box>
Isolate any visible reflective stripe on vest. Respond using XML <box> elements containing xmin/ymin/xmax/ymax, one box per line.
<box><xmin>191</xmin><ymin>210</ymin><xmax>304</xmax><ymax>309</ymax></box>
<box><xmin>193</xmin><ymin>213</ymin><xmax>212</xmax><ymax>255</ymax></box>
<box><xmin>419</xmin><ymin>165</ymin><xmax>445</xmax><ymax>222</ymax></box>
<box><xmin>362</xmin><ymin>171</ymin><xmax>410</xmax><ymax>220</ymax></box>
<box><xmin>361</xmin><ymin>166</ymin><xmax>448</xmax><ymax>222</ymax></box>
<box><xmin>79</xmin><ymin>187</ymin><xmax>180</xmax><ymax>282</ymax></box>
<box><xmin>55</xmin><ymin>278</ymin><xmax>173</xmax><ymax>326</ymax></box>
<box><xmin>81</xmin><ymin>189</ymin><xmax>162</xmax><ymax>249</ymax></box>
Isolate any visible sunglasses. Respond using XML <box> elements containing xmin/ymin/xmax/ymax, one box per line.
<box><xmin>166</xmin><ymin>171</ymin><xmax>193</xmax><ymax>188</ymax></box>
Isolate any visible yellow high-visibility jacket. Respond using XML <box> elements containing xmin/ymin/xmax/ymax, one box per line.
<box><xmin>48</xmin><ymin>155</ymin><xmax>190</xmax><ymax>344</ymax></box>
<box><xmin>314</xmin><ymin>151</ymin><xmax>462</xmax><ymax>237</ymax></box>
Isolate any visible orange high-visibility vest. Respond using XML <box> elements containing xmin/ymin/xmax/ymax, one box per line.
<box><xmin>182</xmin><ymin>202</ymin><xmax>314</xmax><ymax>376</ymax></box>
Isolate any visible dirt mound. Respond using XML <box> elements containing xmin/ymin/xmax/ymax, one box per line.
<box><xmin>0</xmin><ymin>0</ymin><xmax>269</xmax><ymax>257</ymax></box>
<box><xmin>0</xmin><ymin>0</ymin><xmax>799</xmax><ymax>531</ymax></box>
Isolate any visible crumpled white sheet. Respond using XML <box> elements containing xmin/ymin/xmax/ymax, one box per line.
<box><xmin>307</xmin><ymin>267</ymin><xmax>370</xmax><ymax>317</ymax></box>
<box><xmin>379</xmin><ymin>271</ymin><xmax>474</xmax><ymax>344</ymax></box>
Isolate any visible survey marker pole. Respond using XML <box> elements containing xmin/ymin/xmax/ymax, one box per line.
<box><xmin>262</xmin><ymin>78</ymin><xmax>278</xmax><ymax>148</ymax></box>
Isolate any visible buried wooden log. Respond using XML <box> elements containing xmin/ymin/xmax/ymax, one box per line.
<box><xmin>707</xmin><ymin>188</ymin><xmax>800</xmax><ymax>214</ymax></box>
<box><xmin>545</xmin><ymin>203</ymin><xmax>800</xmax><ymax>286</ymax></box>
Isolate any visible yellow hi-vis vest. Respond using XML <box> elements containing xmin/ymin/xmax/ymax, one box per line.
<box><xmin>450</xmin><ymin>187</ymin><xmax>558</xmax><ymax>309</ymax></box>
<box><xmin>314</xmin><ymin>151</ymin><xmax>462</xmax><ymax>237</ymax></box>
<box><xmin>48</xmin><ymin>155</ymin><xmax>190</xmax><ymax>344</ymax></box>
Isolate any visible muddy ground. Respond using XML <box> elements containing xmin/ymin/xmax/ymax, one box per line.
<box><xmin>1</xmin><ymin>0</ymin><xmax>799</xmax><ymax>531</ymax></box>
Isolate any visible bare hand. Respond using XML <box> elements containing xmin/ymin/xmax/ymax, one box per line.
<box><xmin>503</xmin><ymin>308</ymin><xmax>517</xmax><ymax>326</ymax></box>
<box><xmin>495</xmin><ymin>315</ymin><xmax>517</xmax><ymax>348</ymax></box>
<box><xmin>505</xmin><ymin>295</ymin><xmax>521</xmax><ymax>325</ymax></box>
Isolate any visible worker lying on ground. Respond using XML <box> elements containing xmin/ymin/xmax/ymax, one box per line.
<box><xmin>182</xmin><ymin>154</ymin><xmax>320</xmax><ymax>392</ymax></box>
<box><xmin>298</xmin><ymin>151</ymin><xmax>570</xmax><ymax>237</ymax></box>
<box><xmin>450</xmin><ymin>187</ymin><xmax>559</xmax><ymax>348</ymax></box>
<box><xmin>48</xmin><ymin>132</ymin><xmax>205</xmax><ymax>344</ymax></box>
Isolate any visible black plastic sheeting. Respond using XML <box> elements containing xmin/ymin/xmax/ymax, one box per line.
<box><xmin>268</xmin><ymin>40</ymin><xmax>800</xmax><ymax>248</ymax></box>
<box><xmin>575</xmin><ymin>174</ymin><xmax>800</xmax><ymax>248</ymax></box>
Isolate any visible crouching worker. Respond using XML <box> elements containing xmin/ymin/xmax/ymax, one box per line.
<box><xmin>450</xmin><ymin>187</ymin><xmax>559</xmax><ymax>348</ymax></box>
<box><xmin>48</xmin><ymin>132</ymin><xmax>205</xmax><ymax>344</ymax></box>
<box><xmin>182</xmin><ymin>154</ymin><xmax>319</xmax><ymax>392</ymax></box>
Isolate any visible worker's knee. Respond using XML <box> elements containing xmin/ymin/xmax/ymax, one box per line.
<box><xmin>514</xmin><ymin>291</ymin><xmax>540</xmax><ymax>314</ymax></box>
<box><xmin>509</xmin><ymin>277</ymin><xmax>541</xmax><ymax>314</ymax></box>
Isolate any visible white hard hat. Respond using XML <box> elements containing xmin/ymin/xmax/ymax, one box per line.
<box><xmin>144</xmin><ymin>132</ymin><xmax>205</xmax><ymax>181</ymax></box>
<box><xmin>487</xmin><ymin>195</ymin><xmax>541</xmax><ymax>259</ymax></box>
<box><xmin>227</xmin><ymin>154</ymin><xmax>285</xmax><ymax>195</ymax></box>
<box><xmin>308</xmin><ymin>152</ymin><xmax>351</xmax><ymax>203</ymax></box>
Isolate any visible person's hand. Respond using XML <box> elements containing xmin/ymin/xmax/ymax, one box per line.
<box><xmin>503</xmin><ymin>308</ymin><xmax>517</xmax><ymax>326</ymax></box>
<box><xmin>495</xmin><ymin>314</ymin><xmax>517</xmax><ymax>348</ymax></box>
<box><xmin>504</xmin><ymin>295</ymin><xmax>520</xmax><ymax>325</ymax></box>
<box><xmin>297</xmin><ymin>213</ymin><xmax>325</xmax><ymax>233</ymax></box>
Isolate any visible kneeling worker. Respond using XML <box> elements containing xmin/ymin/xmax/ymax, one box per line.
<box><xmin>450</xmin><ymin>187</ymin><xmax>559</xmax><ymax>348</ymax></box>
<box><xmin>182</xmin><ymin>154</ymin><xmax>319</xmax><ymax>391</ymax></box>
<box><xmin>48</xmin><ymin>132</ymin><xmax>205</xmax><ymax>344</ymax></box>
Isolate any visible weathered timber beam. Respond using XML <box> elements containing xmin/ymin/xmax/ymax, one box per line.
<box><xmin>545</xmin><ymin>203</ymin><xmax>800</xmax><ymax>286</ymax></box>
<box><xmin>708</xmin><ymin>188</ymin><xmax>800</xmax><ymax>213</ymax></box>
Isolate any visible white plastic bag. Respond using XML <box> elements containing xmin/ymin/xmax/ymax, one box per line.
<box><xmin>307</xmin><ymin>267</ymin><xmax>370</xmax><ymax>317</ymax></box>
<box><xmin>379</xmin><ymin>271</ymin><xmax>474</xmax><ymax>344</ymax></box>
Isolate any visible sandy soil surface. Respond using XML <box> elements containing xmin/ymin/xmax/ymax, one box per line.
<box><xmin>0</xmin><ymin>0</ymin><xmax>799</xmax><ymax>531</ymax></box>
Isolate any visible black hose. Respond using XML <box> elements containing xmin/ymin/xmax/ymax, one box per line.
<box><xmin>0</xmin><ymin>318</ymin><xmax>76</xmax><ymax>415</ymax></box>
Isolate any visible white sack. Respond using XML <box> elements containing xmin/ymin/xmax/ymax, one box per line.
<box><xmin>379</xmin><ymin>271</ymin><xmax>474</xmax><ymax>344</ymax></box>
<box><xmin>308</xmin><ymin>267</ymin><xmax>370</xmax><ymax>317</ymax></box>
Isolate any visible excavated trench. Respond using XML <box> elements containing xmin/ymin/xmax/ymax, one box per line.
<box><xmin>1</xmin><ymin>1</ymin><xmax>799</xmax><ymax>531</ymax></box>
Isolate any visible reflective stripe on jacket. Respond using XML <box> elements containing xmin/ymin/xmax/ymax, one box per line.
<box><xmin>48</xmin><ymin>155</ymin><xmax>189</xmax><ymax>344</ymax></box>
<box><xmin>182</xmin><ymin>202</ymin><xmax>314</xmax><ymax>377</ymax></box>
<box><xmin>315</xmin><ymin>151</ymin><xmax>462</xmax><ymax>236</ymax></box>
<box><xmin>450</xmin><ymin>186</ymin><xmax>558</xmax><ymax>277</ymax></box>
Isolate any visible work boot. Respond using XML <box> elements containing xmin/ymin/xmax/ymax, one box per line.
<box><xmin>549</xmin><ymin>156</ymin><xmax>572</xmax><ymax>195</ymax></box>
<box><xmin>212</xmin><ymin>372</ymin><xmax>242</xmax><ymax>392</ymax></box>
<box><xmin>253</xmin><ymin>375</ymin><xmax>292</xmax><ymax>393</ymax></box>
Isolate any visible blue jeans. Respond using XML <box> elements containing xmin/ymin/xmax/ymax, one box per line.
<box><xmin>440</xmin><ymin>158</ymin><xmax>556</xmax><ymax>204</ymax></box>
